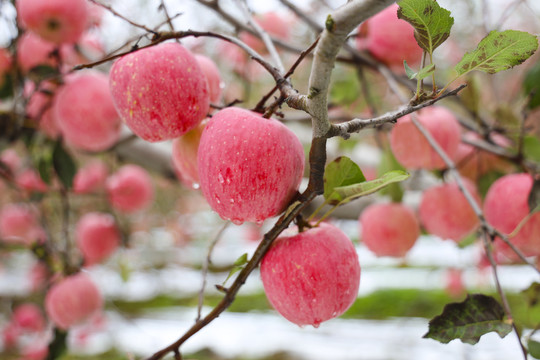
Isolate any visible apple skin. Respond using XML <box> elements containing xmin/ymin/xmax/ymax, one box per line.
<box><xmin>109</xmin><ymin>42</ymin><xmax>210</xmax><ymax>142</ymax></box>
<box><xmin>195</xmin><ymin>55</ymin><xmax>222</xmax><ymax>104</ymax></box>
<box><xmin>171</xmin><ymin>122</ymin><xmax>205</xmax><ymax>188</ymax></box>
<box><xmin>360</xmin><ymin>203</ymin><xmax>419</xmax><ymax>257</ymax></box>
<box><xmin>419</xmin><ymin>180</ymin><xmax>481</xmax><ymax>242</ymax></box>
<box><xmin>0</xmin><ymin>203</ymin><xmax>45</xmax><ymax>245</ymax></box>
<box><xmin>197</xmin><ymin>107</ymin><xmax>304</xmax><ymax>224</ymax></box>
<box><xmin>239</xmin><ymin>12</ymin><xmax>291</xmax><ymax>54</ymax></box>
<box><xmin>44</xmin><ymin>272</ymin><xmax>102</xmax><ymax>330</ymax></box>
<box><xmin>390</xmin><ymin>106</ymin><xmax>461</xmax><ymax>170</ymax></box>
<box><xmin>260</xmin><ymin>223</ymin><xmax>360</xmax><ymax>327</ymax></box>
<box><xmin>54</xmin><ymin>72</ymin><xmax>121</xmax><ymax>152</ymax></box>
<box><xmin>16</xmin><ymin>32</ymin><xmax>59</xmax><ymax>73</ymax></box>
<box><xmin>484</xmin><ymin>173</ymin><xmax>540</xmax><ymax>259</ymax></box>
<box><xmin>12</xmin><ymin>303</ymin><xmax>46</xmax><ymax>333</ymax></box>
<box><xmin>106</xmin><ymin>164</ymin><xmax>154</xmax><ymax>213</ymax></box>
<box><xmin>76</xmin><ymin>212</ymin><xmax>121</xmax><ymax>266</ymax></box>
<box><xmin>356</xmin><ymin>3</ymin><xmax>422</xmax><ymax>69</ymax></box>
<box><xmin>16</xmin><ymin>0</ymin><xmax>89</xmax><ymax>44</ymax></box>
<box><xmin>73</xmin><ymin>160</ymin><xmax>108</xmax><ymax>194</ymax></box>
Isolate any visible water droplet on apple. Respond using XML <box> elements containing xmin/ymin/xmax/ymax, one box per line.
<box><xmin>231</xmin><ymin>218</ymin><xmax>244</xmax><ymax>225</ymax></box>
<box><xmin>229</xmin><ymin>198</ymin><xmax>235</xmax><ymax>204</ymax></box>
<box><xmin>218</xmin><ymin>173</ymin><xmax>225</xmax><ymax>184</ymax></box>
<box><xmin>255</xmin><ymin>219</ymin><xmax>264</xmax><ymax>226</ymax></box>
<box><xmin>192</xmin><ymin>183</ymin><xmax>200</xmax><ymax>190</ymax></box>
<box><xmin>312</xmin><ymin>322</ymin><xmax>320</xmax><ymax>329</ymax></box>
<box><xmin>215</xmin><ymin>195</ymin><xmax>221</xmax><ymax>204</ymax></box>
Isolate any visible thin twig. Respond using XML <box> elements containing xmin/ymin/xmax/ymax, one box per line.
<box><xmin>88</xmin><ymin>0</ymin><xmax>158</xmax><ymax>35</ymax></box>
<box><xmin>196</xmin><ymin>221</ymin><xmax>230</xmax><ymax>322</ymax></box>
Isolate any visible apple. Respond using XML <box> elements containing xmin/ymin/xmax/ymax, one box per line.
<box><xmin>356</xmin><ymin>3</ymin><xmax>423</xmax><ymax>68</ymax></box>
<box><xmin>16</xmin><ymin>32</ymin><xmax>59</xmax><ymax>73</ymax></box>
<box><xmin>419</xmin><ymin>179</ymin><xmax>481</xmax><ymax>242</ymax></box>
<box><xmin>483</xmin><ymin>173</ymin><xmax>540</xmax><ymax>258</ymax></box>
<box><xmin>76</xmin><ymin>212</ymin><xmax>121</xmax><ymax>266</ymax></box>
<box><xmin>106</xmin><ymin>164</ymin><xmax>154</xmax><ymax>213</ymax></box>
<box><xmin>44</xmin><ymin>272</ymin><xmax>102</xmax><ymax>330</ymax></box>
<box><xmin>359</xmin><ymin>202</ymin><xmax>419</xmax><ymax>257</ymax></box>
<box><xmin>54</xmin><ymin>71</ymin><xmax>121</xmax><ymax>152</ymax></box>
<box><xmin>0</xmin><ymin>203</ymin><xmax>45</xmax><ymax>245</ymax></box>
<box><xmin>260</xmin><ymin>222</ymin><xmax>360</xmax><ymax>327</ymax></box>
<box><xmin>239</xmin><ymin>11</ymin><xmax>291</xmax><ymax>54</ymax></box>
<box><xmin>25</xmin><ymin>81</ymin><xmax>59</xmax><ymax>138</ymax></box>
<box><xmin>15</xmin><ymin>168</ymin><xmax>48</xmax><ymax>193</ymax></box>
<box><xmin>109</xmin><ymin>42</ymin><xmax>210</xmax><ymax>142</ymax></box>
<box><xmin>12</xmin><ymin>303</ymin><xmax>45</xmax><ymax>333</ymax></box>
<box><xmin>390</xmin><ymin>106</ymin><xmax>461</xmax><ymax>170</ymax></box>
<box><xmin>195</xmin><ymin>55</ymin><xmax>222</xmax><ymax>104</ymax></box>
<box><xmin>197</xmin><ymin>107</ymin><xmax>304</xmax><ymax>224</ymax></box>
<box><xmin>171</xmin><ymin>122</ymin><xmax>205</xmax><ymax>189</ymax></box>
<box><xmin>73</xmin><ymin>160</ymin><xmax>108</xmax><ymax>194</ymax></box>
<box><xmin>0</xmin><ymin>148</ymin><xmax>22</xmax><ymax>174</ymax></box>
<box><xmin>16</xmin><ymin>0</ymin><xmax>89</xmax><ymax>44</ymax></box>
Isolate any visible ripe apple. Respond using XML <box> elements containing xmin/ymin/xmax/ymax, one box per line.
<box><xmin>16</xmin><ymin>0</ymin><xmax>89</xmax><ymax>44</ymax></box>
<box><xmin>260</xmin><ymin>223</ymin><xmax>360</xmax><ymax>327</ymax></box>
<box><xmin>356</xmin><ymin>3</ymin><xmax>423</xmax><ymax>69</ymax></box>
<box><xmin>15</xmin><ymin>168</ymin><xmax>49</xmax><ymax>193</ymax></box>
<box><xmin>390</xmin><ymin>106</ymin><xmax>461</xmax><ymax>170</ymax></box>
<box><xmin>0</xmin><ymin>203</ymin><xmax>45</xmax><ymax>245</ymax></box>
<box><xmin>73</xmin><ymin>160</ymin><xmax>108</xmax><ymax>194</ymax></box>
<box><xmin>54</xmin><ymin>71</ymin><xmax>121</xmax><ymax>152</ymax></box>
<box><xmin>12</xmin><ymin>303</ymin><xmax>46</xmax><ymax>333</ymax></box>
<box><xmin>483</xmin><ymin>173</ymin><xmax>540</xmax><ymax>259</ymax></box>
<box><xmin>197</xmin><ymin>107</ymin><xmax>304</xmax><ymax>224</ymax></box>
<box><xmin>239</xmin><ymin>11</ymin><xmax>291</xmax><ymax>54</ymax></box>
<box><xmin>25</xmin><ymin>81</ymin><xmax>60</xmax><ymax>138</ymax></box>
<box><xmin>195</xmin><ymin>55</ymin><xmax>222</xmax><ymax>104</ymax></box>
<box><xmin>44</xmin><ymin>272</ymin><xmax>102</xmax><ymax>330</ymax></box>
<box><xmin>16</xmin><ymin>32</ymin><xmax>59</xmax><ymax>73</ymax></box>
<box><xmin>0</xmin><ymin>148</ymin><xmax>22</xmax><ymax>174</ymax></box>
<box><xmin>171</xmin><ymin>122</ymin><xmax>205</xmax><ymax>189</ymax></box>
<box><xmin>106</xmin><ymin>164</ymin><xmax>154</xmax><ymax>213</ymax></box>
<box><xmin>76</xmin><ymin>212</ymin><xmax>121</xmax><ymax>266</ymax></box>
<box><xmin>359</xmin><ymin>202</ymin><xmax>419</xmax><ymax>257</ymax></box>
<box><xmin>109</xmin><ymin>42</ymin><xmax>210</xmax><ymax>142</ymax></box>
<box><xmin>419</xmin><ymin>179</ymin><xmax>481</xmax><ymax>242</ymax></box>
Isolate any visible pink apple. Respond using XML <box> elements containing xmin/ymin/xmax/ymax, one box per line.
<box><xmin>54</xmin><ymin>71</ymin><xmax>121</xmax><ymax>152</ymax></box>
<box><xmin>359</xmin><ymin>202</ymin><xmax>419</xmax><ymax>257</ymax></box>
<box><xmin>15</xmin><ymin>168</ymin><xmax>48</xmax><ymax>193</ymax></box>
<box><xmin>0</xmin><ymin>203</ymin><xmax>45</xmax><ymax>245</ymax></box>
<box><xmin>419</xmin><ymin>179</ymin><xmax>481</xmax><ymax>242</ymax></box>
<box><xmin>45</xmin><ymin>272</ymin><xmax>102</xmax><ymax>330</ymax></box>
<box><xmin>195</xmin><ymin>55</ymin><xmax>222</xmax><ymax>104</ymax></box>
<box><xmin>390</xmin><ymin>106</ymin><xmax>461</xmax><ymax>170</ymax></box>
<box><xmin>197</xmin><ymin>107</ymin><xmax>304</xmax><ymax>224</ymax></box>
<box><xmin>356</xmin><ymin>3</ymin><xmax>423</xmax><ymax>68</ymax></box>
<box><xmin>25</xmin><ymin>81</ymin><xmax>60</xmax><ymax>138</ymax></box>
<box><xmin>484</xmin><ymin>173</ymin><xmax>540</xmax><ymax>258</ymax></box>
<box><xmin>73</xmin><ymin>160</ymin><xmax>108</xmax><ymax>194</ymax></box>
<box><xmin>16</xmin><ymin>0</ymin><xmax>89</xmax><ymax>44</ymax></box>
<box><xmin>106</xmin><ymin>164</ymin><xmax>154</xmax><ymax>213</ymax></box>
<box><xmin>0</xmin><ymin>148</ymin><xmax>22</xmax><ymax>174</ymax></box>
<box><xmin>12</xmin><ymin>303</ymin><xmax>46</xmax><ymax>333</ymax></box>
<box><xmin>171</xmin><ymin>122</ymin><xmax>205</xmax><ymax>188</ymax></box>
<box><xmin>239</xmin><ymin>12</ymin><xmax>290</xmax><ymax>54</ymax></box>
<box><xmin>261</xmin><ymin>223</ymin><xmax>360</xmax><ymax>327</ymax></box>
<box><xmin>109</xmin><ymin>42</ymin><xmax>210</xmax><ymax>142</ymax></box>
<box><xmin>16</xmin><ymin>32</ymin><xmax>59</xmax><ymax>73</ymax></box>
<box><xmin>445</xmin><ymin>268</ymin><xmax>465</xmax><ymax>298</ymax></box>
<box><xmin>76</xmin><ymin>212</ymin><xmax>120</xmax><ymax>266</ymax></box>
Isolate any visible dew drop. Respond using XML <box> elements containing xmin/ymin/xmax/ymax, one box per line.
<box><xmin>218</xmin><ymin>173</ymin><xmax>225</xmax><ymax>184</ymax></box>
<box><xmin>312</xmin><ymin>322</ymin><xmax>320</xmax><ymax>329</ymax></box>
<box><xmin>191</xmin><ymin>183</ymin><xmax>200</xmax><ymax>190</ymax></box>
<box><xmin>229</xmin><ymin>198</ymin><xmax>235</xmax><ymax>204</ymax></box>
<box><xmin>332</xmin><ymin>311</ymin><xmax>337</xmax><ymax>317</ymax></box>
<box><xmin>231</xmin><ymin>218</ymin><xmax>244</xmax><ymax>226</ymax></box>
<box><xmin>255</xmin><ymin>219</ymin><xmax>264</xmax><ymax>226</ymax></box>
<box><xmin>214</xmin><ymin>195</ymin><xmax>221</xmax><ymax>204</ymax></box>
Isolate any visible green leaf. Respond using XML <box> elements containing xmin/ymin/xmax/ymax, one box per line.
<box><xmin>223</xmin><ymin>253</ymin><xmax>249</xmax><ymax>286</ymax></box>
<box><xmin>424</xmin><ymin>294</ymin><xmax>513</xmax><ymax>345</ymax></box>
<box><xmin>332</xmin><ymin>170</ymin><xmax>410</xmax><ymax>206</ymax></box>
<box><xmin>52</xmin><ymin>140</ymin><xmax>77</xmax><ymax>189</ymax></box>
<box><xmin>529</xmin><ymin>177</ymin><xmax>540</xmax><ymax>214</ymax></box>
<box><xmin>529</xmin><ymin>339</ymin><xmax>540</xmax><ymax>359</ymax></box>
<box><xmin>397</xmin><ymin>0</ymin><xmax>454</xmax><ymax>55</ymax></box>
<box><xmin>330</xmin><ymin>71</ymin><xmax>360</xmax><ymax>105</ymax></box>
<box><xmin>404</xmin><ymin>60</ymin><xmax>416</xmax><ymax>79</ymax></box>
<box><xmin>403</xmin><ymin>61</ymin><xmax>436</xmax><ymax>80</ymax></box>
<box><xmin>524</xmin><ymin>135</ymin><xmax>540</xmax><ymax>163</ymax></box>
<box><xmin>377</xmin><ymin>148</ymin><xmax>406</xmax><ymax>202</ymax></box>
<box><xmin>523</xmin><ymin>61</ymin><xmax>540</xmax><ymax>109</ymax></box>
<box><xmin>455</xmin><ymin>30</ymin><xmax>538</xmax><ymax>76</ymax></box>
<box><xmin>38</xmin><ymin>157</ymin><xmax>53</xmax><ymax>185</ymax></box>
<box><xmin>324</xmin><ymin>156</ymin><xmax>365</xmax><ymax>205</ymax></box>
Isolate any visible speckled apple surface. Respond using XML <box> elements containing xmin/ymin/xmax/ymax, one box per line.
<box><xmin>261</xmin><ymin>223</ymin><xmax>360</xmax><ymax>327</ymax></box>
<box><xmin>197</xmin><ymin>107</ymin><xmax>305</xmax><ymax>224</ymax></box>
<box><xmin>109</xmin><ymin>42</ymin><xmax>210</xmax><ymax>142</ymax></box>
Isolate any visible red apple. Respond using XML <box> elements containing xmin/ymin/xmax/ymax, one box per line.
<box><xmin>356</xmin><ymin>3</ymin><xmax>422</xmax><ymax>69</ymax></box>
<box><xmin>44</xmin><ymin>272</ymin><xmax>102</xmax><ymax>330</ymax></box>
<box><xmin>54</xmin><ymin>71</ymin><xmax>121</xmax><ymax>152</ymax></box>
<box><xmin>261</xmin><ymin>223</ymin><xmax>360</xmax><ymax>327</ymax></box>
<box><xmin>171</xmin><ymin>122</ymin><xmax>205</xmax><ymax>189</ymax></box>
<box><xmin>73</xmin><ymin>160</ymin><xmax>108</xmax><ymax>194</ymax></box>
<box><xmin>25</xmin><ymin>81</ymin><xmax>60</xmax><ymax>138</ymax></box>
<box><xmin>0</xmin><ymin>203</ymin><xmax>45</xmax><ymax>245</ymax></box>
<box><xmin>390</xmin><ymin>106</ymin><xmax>461</xmax><ymax>170</ymax></box>
<box><xmin>15</xmin><ymin>168</ymin><xmax>48</xmax><ymax>193</ymax></box>
<box><xmin>16</xmin><ymin>0</ymin><xmax>89</xmax><ymax>44</ymax></box>
<box><xmin>419</xmin><ymin>179</ymin><xmax>481</xmax><ymax>242</ymax></box>
<box><xmin>16</xmin><ymin>32</ymin><xmax>59</xmax><ymax>73</ymax></box>
<box><xmin>359</xmin><ymin>202</ymin><xmax>419</xmax><ymax>257</ymax></box>
<box><xmin>239</xmin><ymin>11</ymin><xmax>291</xmax><ymax>54</ymax></box>
<box><xmin>484</xmin><ymin>173</ymin><xmax>540</xmax><ymax>259</ymax></box>
<box><xmin>76</xmin><ymin>212</ymin><xmax>121</xmax><ymax>266</ymax></box>
<box><xmin>12</xmin><ymin>303</ymin><xmax>45</xmax><ymax>333</ymax></box>
<box><xmin>106</xmin><ymin>164</ymin><xmax>154</xmax><ymax>213</ymax></box>
<box><xmin>109</xmin><ymin>42</ymin><xmax>210</xmax><ymax>142</ymax></box>
<box><xmin>197</xmin><ymin>107</ymin><xmax>304</xmax><ymax>224</ymax></box>
<box><xmin>195</xmin><ymin>55</ymin><xmax>222</xmax><ymax>104</ymax></box>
